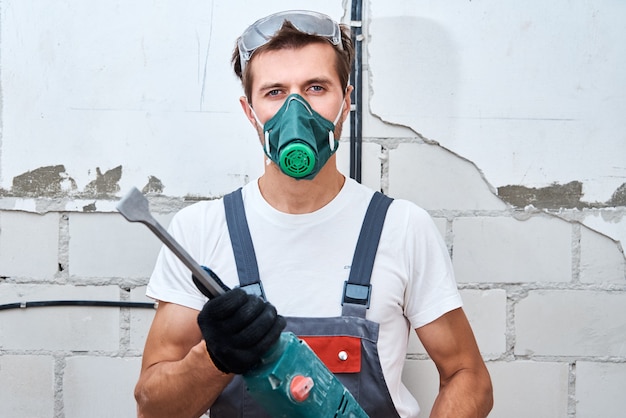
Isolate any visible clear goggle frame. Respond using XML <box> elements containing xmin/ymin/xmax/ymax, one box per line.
<box><xmin>238</xmin><ymin>10</ymin><xmax>343</xmax><ymax>74</ymax></box>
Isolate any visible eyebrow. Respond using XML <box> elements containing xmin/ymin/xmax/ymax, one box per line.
<box><xmin>257</xmin><ymin>82</ymin><xmax>285</xmax><ymax>92</ymax></box>
<box><xmin>304</xmin><ymin>77</ymin><xmax>334</xmax><ymax>86</ymax></box>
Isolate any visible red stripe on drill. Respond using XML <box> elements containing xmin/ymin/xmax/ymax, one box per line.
<box><xmin>299</xmin><ymin>336</ymin><xmax>361</xmax><ymax>373</ymax></box>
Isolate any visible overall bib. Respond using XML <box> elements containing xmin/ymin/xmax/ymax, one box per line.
<box><xmin>209</xmin><ymin>189</ymin><xmax>401</xmax><ymax>418</ymax></box>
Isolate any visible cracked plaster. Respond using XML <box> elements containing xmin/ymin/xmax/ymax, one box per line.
<box><xmin>367</xmin><ymin>0</ymin><xmax>626</xmax><ymax>249</ymax></box>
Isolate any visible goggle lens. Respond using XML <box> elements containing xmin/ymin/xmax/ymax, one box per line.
<box><xmin>238</xmin><ymin>10</ymin><xmax>342</xmax><ymax>73</ymax></box>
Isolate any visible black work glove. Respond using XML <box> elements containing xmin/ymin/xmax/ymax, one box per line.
<box><xmin>197</xmin><ymin>288</ymin><xmax>286</xmax><ymax>375</ymax></box>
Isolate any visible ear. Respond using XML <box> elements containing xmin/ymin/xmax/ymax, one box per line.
<box><xmin>239</xmin><ymin>96</ymin><xmax>258</xmax><ymax>128</ymax></box>
<box><xmin>341</xmin><ymin>86</ymin><xmax>354</xmax><ymax>122</ymax></box>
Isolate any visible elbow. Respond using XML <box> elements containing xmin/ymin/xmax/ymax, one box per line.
<box><xmin>134</xmin><ymin>381</ymin><xmax>151</xmax><ymax>418</ymax></box>
<box><xmin>479</xmin><ymin>368</ymin><xmax>494</xmax><ymax>417</ymax></box>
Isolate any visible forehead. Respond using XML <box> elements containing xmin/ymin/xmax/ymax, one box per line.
<box><xmin>248</xmin><ymin>43</ymin><xmax>341</xmax><ymax>90</ymax></box>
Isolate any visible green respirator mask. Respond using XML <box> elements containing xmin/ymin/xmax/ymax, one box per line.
<box><xmin>253</xmin><ymin>94</ymin><xmax>343</xmax><ymax>180</ymax></box>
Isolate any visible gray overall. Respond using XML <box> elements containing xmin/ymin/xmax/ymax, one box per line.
<box><xmin>210</xmin><ymin>189</ymin><xmax>401</xmax><ymax>418</ymax></box>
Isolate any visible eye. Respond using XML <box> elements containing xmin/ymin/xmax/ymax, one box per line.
<box><xmin>267</xmin><ymin>89</ymin><xmax>282</xmax><ymax>97</ymax></box>
<box><xmin>309</xmin><ymin>85</ymin><xmax>324</xmax><ymax>93</ymax></box>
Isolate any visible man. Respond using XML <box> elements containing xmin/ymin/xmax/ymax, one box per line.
<box><xmin>135</xmin><ymin>10</ymin><xmax>493</xmax><ymax>418</ymax></box>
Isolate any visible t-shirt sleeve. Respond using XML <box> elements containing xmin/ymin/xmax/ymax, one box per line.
<box><xmin>146</xmin><ymin>204</ymin><xmax>209</xmax><ymax>311</ymax></box>
<box><xmin>400</xmin><ymin>202</ymin><xmax>463</xmax><ymax>329</ymax></box>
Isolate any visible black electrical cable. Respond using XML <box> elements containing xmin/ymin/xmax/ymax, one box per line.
<box><xmin>0</xmin><ymin>300</ymin><xmax>157</xmax><ymax>311</ymax></box>
<box><xmin>349</xmin><ymin>0</ymin><xmax>363</xmax><ymax>183</ymax></box>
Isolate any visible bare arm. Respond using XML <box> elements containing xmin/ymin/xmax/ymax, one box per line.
<box><xmin>416</xmin><ymin>308</ymin><xmax>493</xmax><ymax>418</ymax></box>
<box><xmin>135</xmin><ymin>301</ymin><xmax>233</xmax><ymax>418</ymax></box>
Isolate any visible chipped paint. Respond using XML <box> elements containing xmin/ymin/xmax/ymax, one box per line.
<box><xmin>142</xmin><ymin>175</ymin><xmax>164</xmax><ymax>194</ymax></box>
<box><xmin>11</xmin><ymin>165</ymin><xmax>77</xmax><ymax>197</ymax></box>
<box><xmin>498</xmin><ymin>181</ymin><xmax>626</xmax><ymax>210</ymax></box>
<box><xmin>6</xmin><ymin>165</ymin><xmax>125</xmax><ymax>199</ymax></box>
<box><xmin>607</xmin><ymin>183</ymin><xmax>626</xmax><ymax>207</ymax></box>
<box><xmin>0</xmin><ymin>166</ymin><xmax>183</xmax><ymax>215</ymax></box>
<box><xmin>83</xmin><ymin>166</ymin><xmax>122</xmax><ymax>198</ymax></box>
<box><xmin>82</xmin><ymin>202</ymin><xmax>97</xmax><ymax>212</ymax></box>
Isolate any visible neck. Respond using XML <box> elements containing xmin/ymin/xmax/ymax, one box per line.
<box><xmin>258</xmin><ymin>157</ymin><xmax>345</xmax><ymax>214</ymax></box>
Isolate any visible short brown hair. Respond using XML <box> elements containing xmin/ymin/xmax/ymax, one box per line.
<box><xmin>232</xmin><ymin>21</ymin><xmax>354</xmax><ymax>100</ymax></box>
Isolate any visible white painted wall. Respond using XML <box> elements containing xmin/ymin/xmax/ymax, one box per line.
<box><xmin>0</xmin><ymin>0</ymin><xmax>344</xmax><ymax>197</ymax></box>
<box><xmin>370</xmin><ymin>0</ymin><xmax>626</xmax><ymax>203</ymax></box>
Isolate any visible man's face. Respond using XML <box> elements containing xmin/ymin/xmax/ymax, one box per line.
<box><xmin>241</xmin><ymin>42</ymin><xmax>351</xmax><ymax>139</ymax></box>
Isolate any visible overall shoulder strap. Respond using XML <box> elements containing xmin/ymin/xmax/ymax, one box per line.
<box><xmin>342</xmin><ymin>191</ymin><xmax>394</xmax><ymax>317</ymax></box>
<box><xmin>223</xmin><ymin>188</ymin><xmax>265</xmax><ymax>299</ymax></box>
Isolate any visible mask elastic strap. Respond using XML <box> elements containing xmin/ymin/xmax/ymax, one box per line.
<box><xmin>328</xmin><ymin>99</ymin><xmax>346</xmax><ymax>152</ymax></box>
<box><xmin>248</xmin><ymin>103</ymin><xmax>272</xmax><ymax>155</ymax></box>
<box><xmin>328</xmin><ymin>131</ymin><xmax>336</xmax><ymax>151</ymax></box>
<box><xmin>333</xmin><ymin>99</ymin><xmax>346</xmax><ymax>126</ymax></box>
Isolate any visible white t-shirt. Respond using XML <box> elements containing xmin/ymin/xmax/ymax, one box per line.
<box><xmin>147</xmin><ymin>177</ymin><xmax>462</xmax><ymax>418</ymax></box>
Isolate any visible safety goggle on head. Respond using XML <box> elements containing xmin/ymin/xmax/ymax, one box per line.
<box><xmin>238</xmin><ymin>10</ymin><xmax>343</xmax><ymax>74</ymax></box>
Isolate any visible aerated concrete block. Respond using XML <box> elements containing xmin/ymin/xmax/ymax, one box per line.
<box><xmin>453</xmin><ymin>216</ymin><xmax>572</xmax><ymax>283</ymax></box>
<box><xmin>63</xmin><ymin>356</ymin><xmax>141</xmax><ymax>418</ymax></box>
<box><xmin>0</xmin><ymin>284</ymin><xmax>120</xmax><ymax>351</ymax></box>
<box><xmin>407</xmin><ymin>289</ymin><xmax>506</xmax><ymax>357</ymax></box>
<box><xmin>579</xmin><ymin>226</ymin><xmax>626</xmax><ymax>283</ymax></box>
<box><xmin>336</xmin><ymin>141</ymin><xmax>383</xmax><ymax>192</ymax></box>
<box><xmin>129</xmin><ymin>286</ymin><xmax>156</xmax><ymax>352</ymax></box>
<box><xmin>0</xmin><ymin>355</ymin><xmax>55</xmax><ymax>418</ymax></box>
<box><xmin>68</xmin><ymin>212</ymin><xmax>172</xmax><ymax>278</ymax></box>
<box><xmin>0</xmin><ymin>211</ymin><xmax>59</xmax><ymax>279</ymax></box>
<box><xmin>516</xmin><ymin>290</ymin><xmax>626</xmax><ymax>357</ymax></box>
<box><xmin>487</xmin><ymin>361</ymin><xmax>569</xmax><ymax>418</ymax></box>
<box><xmin>576</xmin><ymin>362</ymin><xmax>626</xmax><ymax>418</ymax></box>
<box><xmin>460</xmin><ymin>289</ymin><xmax>507</xmax><ymax>356</ymax></box>
<box><xmin>401</xmin><ymin>358</ymin><xmax>440</xmax><ymax>417</ymax></box>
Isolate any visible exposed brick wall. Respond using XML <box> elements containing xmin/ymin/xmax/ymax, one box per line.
<box><xmin>1</xmin><ymin>141</ymin><xmax>624</xmax><ymax>417</ymax></box>
<box><xmin>386</xmin><ymin>141</ymin><xmax>626</xmax><ymax>417</ymax></box>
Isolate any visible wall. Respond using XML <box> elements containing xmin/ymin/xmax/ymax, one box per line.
<box><xmin>1</xmin><ymin>1</ymin><xmax>624</xmax><ymax>417</ymax></box>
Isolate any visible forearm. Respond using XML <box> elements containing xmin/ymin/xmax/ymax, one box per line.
<box><xmin>430</xmin><ymin>368</ymin><xmax>493</xmax><ymax>418</ymax></box>
<box><xmin>135</xmin><ymin>341</ymin><xmax>233</xmax><ymax>418</ymax></box>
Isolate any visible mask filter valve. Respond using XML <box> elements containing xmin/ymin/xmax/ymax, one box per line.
<box><xmin>279</xmin><ymin>142</ymin><xmax>316</xmax><ymax>178</ymax></box>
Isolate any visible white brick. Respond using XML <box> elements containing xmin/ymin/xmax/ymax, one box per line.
<box><xmin>453</xmin><ymin>216</ymin><xmax>572</xmax><ymax>283</ymax></box>
<box><xmin>576</xmin><ymin>362</ymin><xmax>626</xmax><ymax>418</ymax></box>
<box><xmin>129</xmin><ymin>286</ymin><xmax>156</xmax><ymax>351</ymax></box>
<box><xmin>460</xmin><ymin>289</ymin><xmax>507</xmax><ymax>356</ymax></box>
<box><xmin>68</xmin><ymin>212</ymin><xmax>172</xmax><ymax>278</ymax></box>
<box><xmin>431</xmin><ymin>217</ymin><xmax>447</xmax><ymax>241</ymax></box>
<box><xmin>406</xmin><ymin>331</ymin><xmax>424</xmax><ymax>355</ymax></box>
<box><xmin>0</xmin><ymin>284</ymin><xmax>120</xmax><ymax>351</ymax></box>
<box><xmin>64</xmin><ymin>356</ymin><xmax>141</xmax><ymax>418</ymax></box>
<box><xmin>516</xmin><ymin>291</ymin><xmax>626</xmax><ymax>357</ymax></box>
<box><xmin>388</xmin><ymin>143</ymin><xmax>507</xmax><ymax>210</ymax></box>
<box><xmin>336</xmin><ymin>141</ymin><xmax>383</xmax><ymax>192</ymax></box>
<box><xmin>408</xmin><ymin>290</ymin><xmax>507</xmax><ymax>357</ymax></box>
<box><xmin>401</xmin><ymin>359</ymin><xmax>440</xmax><ymax>417</ymax></box>
<box><xmin>580</xmin><ymin>227</ymin><xmax>625</xmax><ymax>283</ymax></box>
<box><xmin>487</xmin><ymin>361</ymin><xmax>569</xmax><ymax>418</ymax></box>
<box><xmin>0</xmin><ymin>355</ymin><xmax>55</xmax><ymax>418</ymax></box>
<box><xmin>0</xmin><ymin>211</ymin><xmax>59</xmax><ymax>278</ymax></box>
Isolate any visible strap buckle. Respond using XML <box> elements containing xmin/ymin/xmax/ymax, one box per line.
<box><xmin>341</xmin><ymin>282</ymin><xmax>371</xmax><ymax>308</ymax></box>
<box><xmin>239</xmin><ymin>282</ymin><xmax>266</xmax><ymax>300</ymax></box>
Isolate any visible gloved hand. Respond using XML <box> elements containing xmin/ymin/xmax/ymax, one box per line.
<box><xmin>197</xmin><ymin>288</ymin><xmax>286</xmax><ymax>375</ymax></box>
